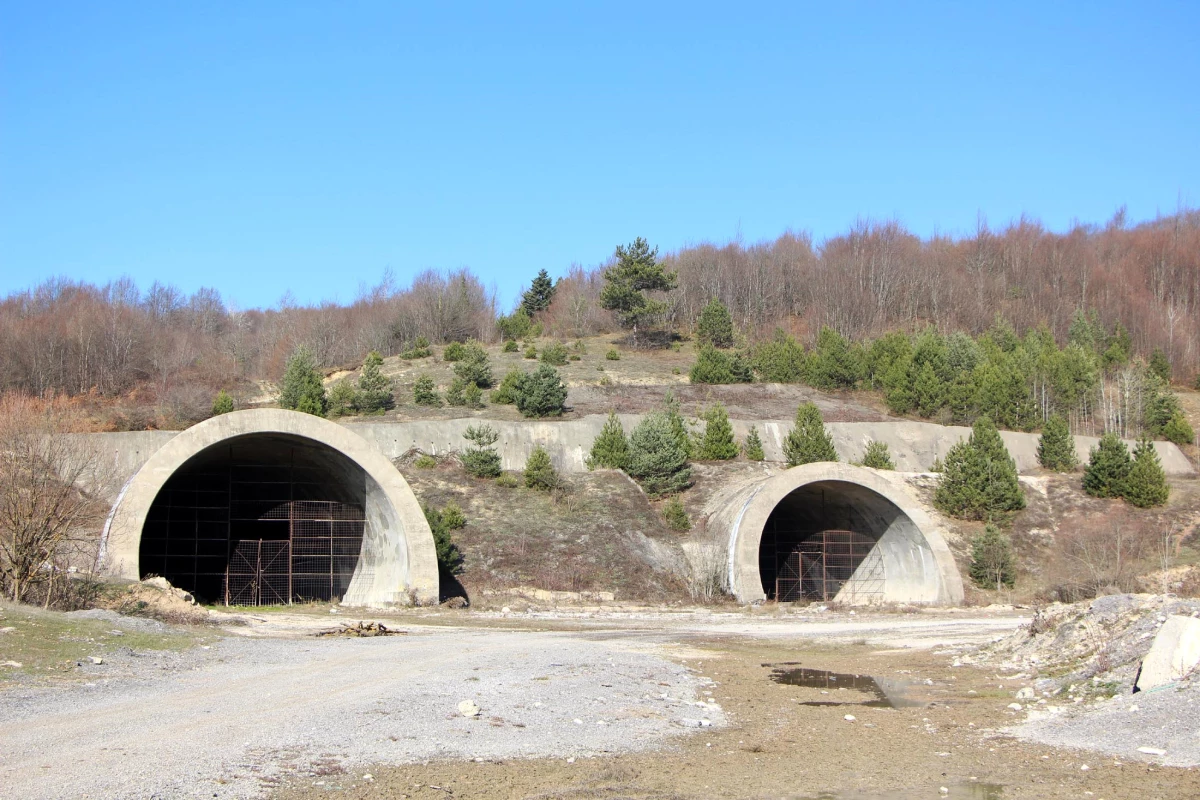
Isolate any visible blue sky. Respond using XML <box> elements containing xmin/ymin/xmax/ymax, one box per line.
<box><xmin>2</xmin><ymin>2</ymin><xmax>1197</xmax><ymax>311</ymax></box>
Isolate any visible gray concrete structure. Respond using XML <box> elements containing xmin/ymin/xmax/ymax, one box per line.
<box><xmin>713</xmin><ymin>462</ymin><xmax>964</xmax><ymax>606</ymax></box>
<box><xmin>102</xmin><ymin>409</ymin><xmax>440</xmax><ymax>606</ymax></box>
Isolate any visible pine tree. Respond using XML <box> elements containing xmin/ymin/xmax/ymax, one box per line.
<box><xmin>690</xmin><ymin>344</ymin><xmax>752</xmax><ymax>384</ymax></box>
<box><xmin>326</xmin><ymin>380</ymin><xmax>358</xmax><ymax>417</ymax></box>
<box><xmin>696</xmin><ymin>297</ymin><xmax>734</xmax><ymax>348</ymax></box>
<box><xmin>599</xmin><ymin>237</ymin><xmax>677</xmax><ymax>344</ymax></box>
<box><xmin>452</xmin><ymin>340</ymin><xmax>493</xmax><ymax>388</ymax></box>
<box><xmin>423</xmin><ymin>505</ymin><xmax>464</xmax><ymax>576</ymax></box>
<box><xmin>520</xmin><ymin>269</ymin><xmax>557</xmax><ymax>316</ymax></box>
<box><xmin>913</xmin><ymin>360</ymin><xmax>944</xmax><ymax>418</ymax></box>
<box><xmin>523</xmin><ymin>445</ymin><xmax>559</xmax><ymax>490</ymax></box>
<box><xmin>211</xmin><ymin>390</ymin><xmax>234</xmax><ymax>416</ymax></box>
<box><xmin>1083</xmin><ymin>432</ymin><xmax>1132</xmax><ymax>499</ymax></box>
<box><xmin>489</xmin><ymin>368</ymin><xmax>523</xmax><ymax>405</ymax></box>
<box><xmin>356</xmin><ymin>350</ymin><xmax>394</xmax><ymax>412</ymax></box>
<box><xmin>662</xmin><ymin>497</ymin><xmax>691</xmax><ymax>531</ymax></box>
<box><xmin>461</xmin><ymin>424</ymin><xmax>502</xmax><ymax>478</ymax></box>
<box><xmin>280</xmin><ymin>346</ymin><xmax>327</xmax><ymax>416</ymax></box>
<box><xmin>662</xmin><ymin>391</ymin><xmax>692</xmax><ymax>458</ymax></box>
<box><xmin>695</xmin><ymin>403</ymin><xmax>738</xmax><ymax>460</ymax></box>
<box><xmin>783</xmin><ymin>402</ymin><xmax>838</xmax><ymax>466</ymax></box>
<box><xmin>587</xmin><ymin>412</ymin><xmax>630</xmax><ymax>470</ymax></box>
<box><xmin>514</xmin><ymin>364</ymin><xmax>567</xmax><ymax>418</ymax></box>
<box><xmin>1161</xmin><ymin>412</ymin><xmax>1195</xmax><ymax>446</ymax></box>
<box><xmin>882</xmin><ymin>357</ymin><xmax>915</xmax><ymax>415</ymax></box>
<box><xmin>860</xmin><ymin>440</ymin><xmax>895</xmax><ymax>470</ymax></box>
<box><xmin>1036</xmin><ymin>414</ymin><xmax>1078</xmax><ymax>472</ymax></box>
<box><xmin>1125</xmin><ymin>438</ymin><xmax>1169</xmax><ymax>508</ymax></box>
<box><xmin>969</xmin><ymin>524</ymin><xmax>1016</xmax><ymax>590</ymax></box>
<box><xmin>1149</xmin><ymin>348</ymin><xmax>1172</xmax><ymax>383</ymax></box>
<box><xmin>627</xmin><ymin>411</ymin><xmax>693</xmax><ymax>496</ymax></box>
<box><xmin>412</xmin><ymin>374</ymin><xmax>441</xmax><ymax>406</ymax></box>
<box><xmin>808</xmin><ymin>327</ymin><xmax>862</xmax><ymax>390</ymax></box>
<box><xmin>743</xmin><ymin>426</ymin><xmax>765</xmax><ymax>461</ymax></box>
<box><xmin>934</xmin><ymin>417</ymin><xmax>1025</xmax><ymax>520</ymax></box>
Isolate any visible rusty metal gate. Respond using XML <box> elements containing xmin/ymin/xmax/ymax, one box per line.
<box><xmin>774</xmin><ymin>530</ymin><xmax>884</xmax><ymax>603</ymax></box>
<box><xmin>226</xmin><ymin>539</ymin><xmax>291</xmax><ymax>606</ymax></box>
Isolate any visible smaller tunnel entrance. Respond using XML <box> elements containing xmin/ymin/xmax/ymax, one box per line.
<box><xmin>138</xmin><ymin>434</ymin><xmax>368</xmax><ymax>605</ymax></box>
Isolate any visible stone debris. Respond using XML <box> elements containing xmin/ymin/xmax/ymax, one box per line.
<box><xmin>1137</xmin><ymin>746</ymin><xmax>1167</xmax><ymax>756</ymax></box>
<box><xmin>1134</xmin><ymin>615</ymin><xmax>1200</xmax><ymax>692</ymax></box>
<box><xmin>1</xmin><ymin>660</ymin><xmax>22</xmax><ymax>668</ymax></box>
<box><xmin>316</xmin><ymin>621</ymin><xmax>405</xmax><ymax>638</ymax></box>
<box><xmin>88</xmin><ymin>656</ymin><xmax>104</xmax><ymax>665</ymax></box>
<box><xmin>457</xmin><ymin>700</ymin><xmax>481</xmax><ymax>717</ymax></box>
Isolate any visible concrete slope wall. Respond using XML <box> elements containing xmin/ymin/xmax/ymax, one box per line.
<box><xmin>78</xmin><ymin>416</ymin><xmax>1193</xmax><ymax>494</ymax></box>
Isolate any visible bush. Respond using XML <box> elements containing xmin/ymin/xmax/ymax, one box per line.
<box><xmin>606</xmin><ymin>347</ymin><xmax>621</xmax><ymax>361</ymax></box>
<box><xmin>423</xmin><ymin>505</ymin><xmax>464</xmax><ymax>576</ymax></box>
<box><xmin>495</xmin><ymin>472</ymin><xmax>520</xmax><ymax>488</ymax></box>
<box><xmin>463</xmin><ymin>381</ymin><xmax>484</xmax><ymax>409</ymax></box>
<box><xmin>453</xmin><ymin>340</ymin><xmax>493</xmax><ymax>388</ymax></box>
<box><xmin>696</xmin><ymin>297</ymin><xmax>734</xmax><ymax>348</ymax></box>
<box><xmin>1149</xmin><ymin>348</ymin><xmax>1172</xmax><ymax>382</ymax></box>
<box><xmin>327</xmin><ymin>380</ymin><xmax>359</xmax><ymax>417</ymax></box>
<box><xmin>461</xmin><ymin>424</ymin><xmax>502</xmax><ymax>478</ymax></box>
<box><xmin>414</xmin><ymin>454</ymin><xmax>437</xmax><ymax>469</ymax></box>
<box><xmin>400</xmin><ymin>336</ymin><xmax>432</xmax><ymax>359</ymax></box>
<box><xmin>1083</xmin><ymin>432</ymin><xmax>1131</xmax><ymax>499</ymax></box>
<box><xmin>443</xmin><ymin>341</ymin><xmax>467</xmax><ymax>362</ymax></box>
<box><xmin>503</xmin><ymin>339</ymin><xmax>519</xmax><ymax>353</ymax></box>
<box><xmin>753</xmin><ymin>332</ymin><xmax>807</xmax><ymax>383</ymax></box>
<box><xmin>540</xmin><ymin>341</ymin><xmax>569</xmax><ymax>366</ymax></box>
<box><xmin>808</xmin><ymin>326</ymin><xmax>862</xmax><ymax>390</ymax></box>
<box><xmin>743</xmin><ymin>426</ymin><xmax>765</xmax><ymax>461</ymax></box>
<box><xmin>523</xmin><ymin>445</ymin><xmax>559</xmax><ymax>491</ymax></box>
<box><xmin>860</xmin><ymin>440</ymin><xmax>895</xmax><ymax>470</ymax></box>
<box><xmin>514</xmin><ymin>364</ymin><xmax>568</xmax><ymax>418</ymax></box>
<box><xmin>356</xmin><ymin>350</ymin><xmax>394</xmax><ymax>412</ymax></box>
<box><xmin>1036</xmin><ymin>414</ymin><xmax>1078</xmax><ymax>471</ymax></box>
<box><xmin>489</xmin><ymin>368</ymin><xmax>523</xmax><ymax>405</ymax></box>
<box><xmin>662</xmin><ymin>497</ymin><xmax>691</xmax><ymax>531</ymax></box>
<box><xmin>934</xmin><ymin>417</ymin><xmax>1025</xmax><ymax>520</ymax></box>
<box><xmin>211</xmin><ymin>390</ymin><xmax>234</xmax><ymax>416</ymax></box>
<box><xmin>1162</xmin><ymin>412</ymin><xmax>1195</xmax><ymax>445</ymax></box>
<box><xmin>627</xmin><ymin>411</ymin><xmax>693</xmax><ymax>496</ymax></box>
<box><xmin>1125</xmin><ymin>438</ymin><xmax>1170</xmax><ymax>508</ymax></box>
<box><xmin>969</xmin><ymin>524</ymin><xmax>1016</xmax><ymax>589</ymax></box>
<box><xmin>695</xmin><ymin>402</ymin><xmax>738</xmax><ymax>460</ymax></box>
<box><xmin>412</xmin><ymin>374</ymin><xmax>441</xmax><ymax>406</ymax></box>
<box><xmin>445</xmin><ymin>377</ymin><xmax>468</xmax><ymax>406</ymax></box>
<box><xmin>524</xmin><ymin>344</ymin><xmax>538</xmax><ymax>359</ymax></box>
<box><xmin>783</xmin><ymin>402</ymin><xmax>838</xmax><ymax>466</ymax></box>
<box><xmin>689</xmin><ymin>344</ymin><xmax>752</xmax><ymax>384</ymax></box>
<box><xmin>587</xmin><ymin>411</ymin><xmax>630</xmax><ymax>470</ymax></box>
<box><xmin>497</xmin><ymin>308</ymin><xmax>535</xmax><ymax>341</ymax></box>
<box><xmin>280</xmin><ymin>346</ymin><xmax>327</xmax><ymax>416</ymax></box>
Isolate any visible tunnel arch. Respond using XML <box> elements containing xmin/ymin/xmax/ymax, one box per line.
<box><xmin>103</xmin><ymin>409</ymin><xmax>440</xmax><ymax>606</ymax></box>
<box><xmin>727</xmin><ymin>463</ymin><xmax>963</xmax><ymax>605</ymax></box>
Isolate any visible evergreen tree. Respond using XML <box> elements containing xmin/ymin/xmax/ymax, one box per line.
<box><xmin>860</xmin><ymin>440</ymin><xmax>895</xmax><ymax>470</ymax></box>
<box><xmin>934</xmin><ymin>417</ymin><xmax>1025</xmax><ymax>520</ymax></box>
<box><xmin>1036</xmin><ymin>414</ymin><xmax>1078</xmax><ymax>472</ymax></box>
<box><xmin>445</xmin><ymin>377</ymin><xmax>468</xmax><ymax>406</ymax></box>
<box><xmin>326</xmin><ymin>380</ymin><xmax>358</xmax><ymax>417</ymax></box>
<box><xmin>690</xmin><ymin>344</ymin><xmax>752</xmax><ymax>384</ymax></box>
<box><xmin>945</xmin><ymin>371</ymin><xmax>978</xmax><ymax>424</ymax></box>
<box><xmin>211</xmin><ymin>390</ymin><xmax>234</xmax><ymax>416</ymax></box>
<box><xmin>1149</xmin><ymin>348</ymin><xmax>1172</xmax><ymax>383</ymax></box>
<box><xmin>489</xmin><ymin>367</ymin><xmax>523</xmax><ymax>405</ymax></box>
<box><xmin>280</xmin><ymin>346</ymin><xmax>327</xmax><ymax>416</ymax></box>
<box><xmin>356</xmin><ymin>350</ymin><xmax>394</xmax><ymax>412</ymax></box>
<box><xmin>452</xmin><ymin>340</ymin><xmax>493</xmax><ymax>388</ymax></box>
<box><xmin>913</xmin><ymin>360</ymin><xmax>943</xmax><ymax>418</ymax></box>
<box><xmin>599</xmin><ymin>237</ymin><xmax>677</xmax><ymax>344</ymax></box>
<box><xmin>586</xmin><ymin>412</ymin><xmax>630</xmax><ymax>470</ymax></box>
<box><xmin>1082</xmin><ymin>432</ymin><xmax>1131</xmax><ymax>499</ymax></box>
<box><xmin>695</xmin><ymin>403</ymin><xmax>738</xmax><ymax>460</ymax></box>
<box><xmin>523</xmin><ymin>445</ymin><xmax>559</xmax><ymax>490</ymax></box>
<box><xmin>752</xmin><ymin>331</ymin><xmax>808</xmax><ymax>383</ymax></box>
<box><xmin>539</xmin><ymin>341</ymin><xmax>569</xmax><ymax>366</ymax></box>
<box><xmin>520</xmin><ymin>269</ymin><xmax>557</xmax><ymax>316</ymax></box>
<box><xmin>1161</xmin><ymin>412</ymin><xmax>1195</xmax><ymax>446</ymax></box>
<box><xmin>743</xmin><ymin>426</ymin><xmax>765</xmax><ymax>461</ymax></box>
<box><xmin>808</xmin><ymin>326</ymin><xmax>862</xmax><ymax>390</ymax></box>
<box><xmin>882</xmin><ymin>357</ymin><xmax>915</xmax><ymax>415</ymax></box>
<box><xmin>662</xmin><ymin>391</ymin><xmax>692</xmax><ymax>458</ymax></box>
<box><xmin>513</xmin><ymin>364</ymin><xmax>567</xmax><ymax>418</ymax></box>
<box><xmin>783</xmin><ymin>402</ymin><xmax>838</xmax><ymax>466</ymax></box>
<box><xmin>662</xmin><ymin>496</ymin><xmax>691</xmax><ymax>531</ymax></box>
<box><xmin>423</xmin><ymin>505</ymin><xmax>464</xmax><ymax>576</ymax></box>
<box><xmin>696</xmin><ymin>297</ymin><xmax>734</xmax><ymax>348</ymax></box>
<box><xmin>412</xmin><ymin>374</ymin><xmax>441</xmax><ymax>406</ymax></box>
<box><xmin>497</xmin><ymin>308</ymin><xmax>535</xmax><ymax>341</ymax></box>
<box><xmin>461</xmin><ymin>424</ymin><xmax>502</xmax><ymax>478</ymax></box>
<box><xmin>969</xmin><ymin>524</ymin><xmax>1016</xmax><ymax>590</ymax></box>
<box><xmin>1125</xmin><ymin>438</ymin><xmax>1170</xmax><ymax>508</ymax></box>
<box><xmin>627</xmin><ymin>411</ymin><xmax>693</xmax><ymax>496</ymax></box>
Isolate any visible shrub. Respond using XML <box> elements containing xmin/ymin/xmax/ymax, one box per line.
<box><xmin>1149</xmin><ymin>348</ymin><xmax>1172</xmax><ymax>382</ymax></box>
<box><xmin>783</xmin><ymin>402</ymin><xmax>838</xmax><ymax>466</ymax></box>
<box><xmin>445</xmin><ymin>377</ymin><xmax>468</xmax><ymax>406</ymax></box>
<box><xmin>627</xmin><ymin>411</ymin><xmax>693</xmax><ymax>496</ymax></box>
<box><xmin>689</xmin><ymin>344</ymin><xmax>752</xmax><ymax>385</ymax></box>
<box><xmin>753</xmin><ymin>332</ymin><xmax>807</xmax><ymax>383</ymax></box>
<box><xmin>662</xmin><ymin>497</ymin><xmax>691</xmax><ymax>531</ymax></box>
<box><xmin>356</xmin><ymin>350</ymin><xmax>394</xmax><ymax>412</ymax></box>
<box><xmin>514</xmin><ymin>364</ymin><xmax>568</xmax><ymax>418</ymax></box>
<box><xmin>523</xmin><ymin>445</ymin><xmax>559</xmax><ymax>490</ymax></box>
<box><xmin>587</xmin><ymin>412</ymin><xmax>630</xmax><ymax>470</ymax></box>
<box><xmin>327</xmin><ymin>380</ymin><xmax>359</xmax><ymax>417</ymax></box>
<box><xmin>463</xmin><ymin>381</ymin><xmax>484</xmax><ymax>409</ymax></box>
<box><xmin>663</xmin><ymin>391</ymin><xmax>692</xmax><ymax>458</ymax></box>
<box><xmin>442</xmin><ymin>501</ymin><xmax>467</xmax><ymax>529</ymax></box>
<box><xmin>400</xmin><ymin>336</ymin><xmax>432</xmax><ymax>359</ymax></box>
<box><xmin>280</xmin><ymin>346</ymin><xmax>327</xmax><ymax>416</ymax></box>
<box><xmin>412</xmin><ymin>374</ymin><xmax>441</xmax><ymax>406</ymax></box>
<box><xmin>452</xmin><ymin>340</ymin><xmax>492</xmax><ymax>388</ymax></box>
<box><xmin>969</xmin><ymin>524</ymin><xmax>1016</xmax><ymax>589</ymax></box>
<box><xmin>423</xmin><ymin>505</ymin><xmax>464</xmax><ymax>575</ymax></box>
<box><xmin>606</xmin><ymin>347</ymin><xmax>621</xmax><ymax>361</ymax></box>
<box><xmin>1036</xmin><ymin>414</ymin><xmax>1078</xmax><ymax>471</ymax></box>
<box><xmin>743</xmin><ymin>426</ymin><xmax>765</xmax><ymax>461</ymax></box>
<box><xmin>934</xmin><ymin>417</ymin><xmax>1025</xmax><ymax>520</ymax></box>
<box><xmin>1083</xmin><ymin>432</ymin><xmax>1131</xmax><ymax>499</ymax></box>
<box><xmin>212</xmin><ymin>390</ymin><xmax>234</xmax><ymax>416</ymax></box>
<box><xmin>1125</xmin><ymin>438</ymin><xmax>1169</xmax><ymax>508</ymax></box>
<box><xmin>860</xmin><ymin>440</ymin><xmax>895</xmax><ymax>470</ymax></box>
<box><xmin>524</xmin><ymin>344</ymin><xmax>538</xmax><ymax>359</ymax></box>
<box><xmin>1162</xmin><ymin>412</ymin><xmax>1195</xmax><ymax>446</ymax></box>
<box><xmin>461</xmin><ymin>424</ymin><xmax>502</xmax><ymax>478</ymax></box>
<box><xmin>696</xmin><ymin>297</ymin><xmax>734</xmax><ymax>348</ymax></box>
<box><xmin>808</xmin><ymin>326</ymin><xmax>862</xmax><ymax>390</ymax></box>
<box><xmin>497</xmin><ymin>308</ymin><xmax>535</xmax><ymax>341</ymax></box>
<box><xmin>495</xmin><ymin>472</ymin><xmax>520</xmax><ymax>488</ymax></box>
<box><xmin>503</xmin><ymin>339</ymin><xmax>519</xmax><ymax>353</ymax></box>
<box><xmin>695</xmin><ymin>402</ymin><xmax>738</xmax><ymax>460</ymax></box>
<box><xmin>489</xmin><ymin>368</ymin><xmax>523</xmax><ymax>405</ymax></box>
<box><xmin>540</xmin><ymin>341</ymin><xmax>569</xmax><ymax>366</ymax></box>
<box><xmin>414</xmin><ymin>454</ymin><xmax>437</xmax><ymax>469</ymax></box>
<box><xmin>442</xmin><ymin>341</ymin><xmax>467</xmax><ymax>362</ymax></box>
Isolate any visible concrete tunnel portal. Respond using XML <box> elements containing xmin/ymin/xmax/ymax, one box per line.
<box><xmin>103</xmin><ymin>409</ymin><xmax>440</xmax><ymax>607</ymax></box>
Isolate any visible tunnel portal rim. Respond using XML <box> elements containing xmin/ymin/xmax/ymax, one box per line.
<box><xmin>728</xmin><ymin>462</ymin><xmax>964</xmax><ymax>605</ymax></box>
<box><xmin>102</xmin><ymin>408</ymin><xmax>440</xmax><ymax>606</ymax></box>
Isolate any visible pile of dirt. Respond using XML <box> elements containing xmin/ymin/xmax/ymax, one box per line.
<box><xmin>98</xmin><ymin>577</ymin><xmax>212</xmax><ymax>626</ymax></box>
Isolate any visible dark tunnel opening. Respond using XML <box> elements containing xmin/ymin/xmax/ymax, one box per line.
<box><xmin>138</xmin><ymin>434</ymin><xmax>367</xmax><ymax>605</ymax></box>
<box><xmin>759</xmin><ymin>481</ymin><xmax>900</xmax><ymax>603</ymax></box>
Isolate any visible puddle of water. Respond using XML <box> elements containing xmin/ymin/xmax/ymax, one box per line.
<box><xmin>797</xmin><ymin>784</ymin><xmax>1003</xmax><ymax>800</ymax></box>
<box><xmin>766</xmin><ymin>663</ymin><xmax>924</xmax><ymax>708</ymax></box>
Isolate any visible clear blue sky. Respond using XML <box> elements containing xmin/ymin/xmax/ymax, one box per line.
<box><xmin>2</xmin><ymin>2</ymin><xmax>1197</xmax><ymax>311</ymax></box>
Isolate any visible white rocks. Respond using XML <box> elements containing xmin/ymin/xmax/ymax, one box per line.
<box><xmin>677</xmin><ymin>718</ymin><xmax>712</xmax><ymax>728</ymax></box>
<box><xmin>1137</xmin><ymin>746</ymin><xmax>1167</xmax><ymax>756</ymax></box>
<box><xmin>1135</xmin><ymin>615</ymin><xmax>1200</xmax><ymax>692</ymax></box>
<box><xmin>843</xmin><ymin>714</ymin><xmax>857</xmax><ymax>722</ymax></box>
<box><xmin>0</xmin><ymin>626</ymin><xmax>16</xmax><ymax>634</ymax></box>
<box><xmin>457</xmin><ymin>700</ymin><xmax>481</xmax><ymax>717</ymax></box>
<box><xmin>88</xmin><ymin>656</ymin><xmax>104</xmax><ymax>665</ymax></box>
<box><xmin>1016</xmin><ymin>687</ymin><xmax>1036</xmax><ymax>700</ymax></box>
<box><xmin>1007</xmin><ymin>703</ymin><xmax>1023</xmax><ymax>711</ymax></box>
<box><xmin>1</xmin><ymin>660</ymin><xmax>22</xmax><ymax>668</ymax></box>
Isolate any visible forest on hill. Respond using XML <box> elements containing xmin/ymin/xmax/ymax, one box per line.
<box><xmin>1</xmin><ymin>209</ymin><xmax>1197</xmax><ymax>433</ymax></box>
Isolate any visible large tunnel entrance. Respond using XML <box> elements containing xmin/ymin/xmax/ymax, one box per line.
<box><xmin>138</xmin><ymin>434</ymin><xmax>369</xmax><ymax>605</ymax></box>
